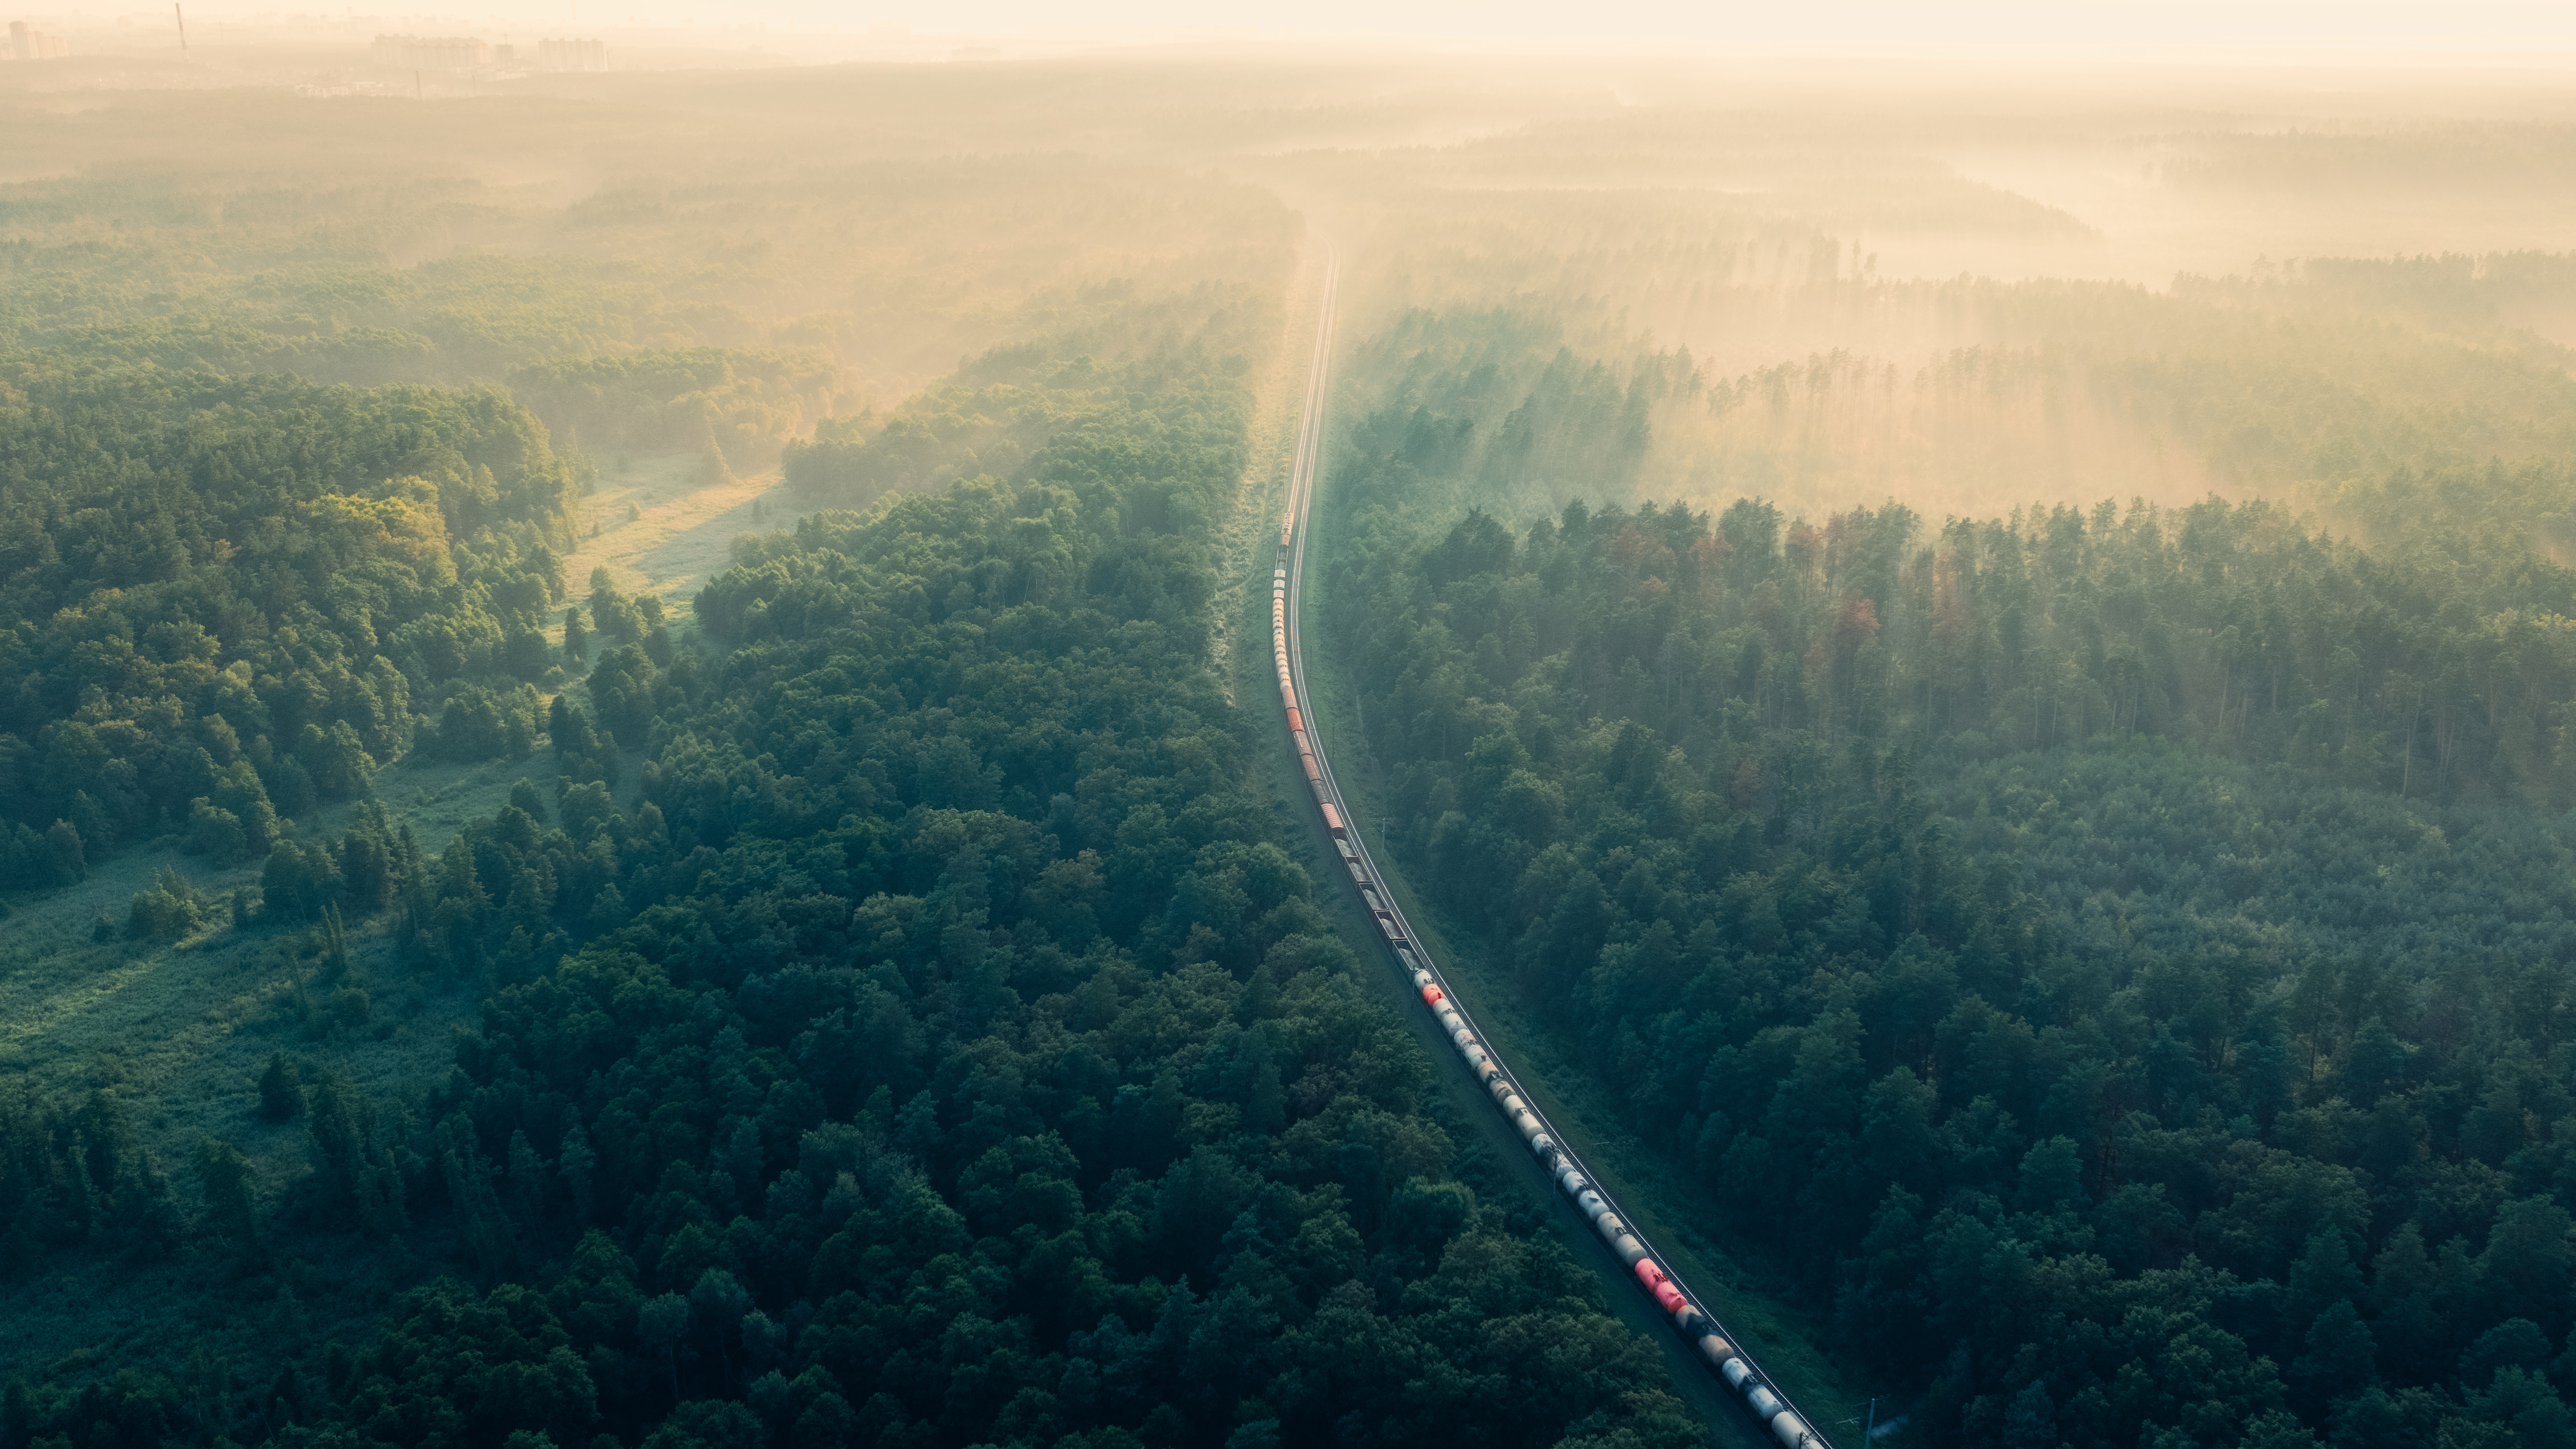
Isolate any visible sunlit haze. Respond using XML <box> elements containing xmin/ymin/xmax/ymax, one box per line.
<box><xmin>9</xmin><ymin>9</ymin><xmax>2576</xmax><ymax>1449</ymax></box>
<box><xmin>19</xmin><ymin>0</ymin><xmax>2576</xmax><ymax>52</ymax></box>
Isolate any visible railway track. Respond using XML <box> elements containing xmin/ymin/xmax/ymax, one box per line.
<box><xmin>1269</xmin><ymin>253</ymin><xmax>1833</xmax><ymax>1449</ymax></box>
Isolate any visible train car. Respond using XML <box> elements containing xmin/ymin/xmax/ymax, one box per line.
<box><xmin>1765</xmin><ymin>1397</ymin><xmax>1810</xmax><ymax>1442</ymax></box>
<box><xmin>1320</xmin><ymin>802</ymin><xmax>1345</xmax><ymax>838</ymax></box>
<box><xmin>1747</xmin><ymin>1382</ymin><xmax>1785</xmax><ymax>1422</ymax></box>
<box><xmin>1636</xmin><ymin>1260</ymin><xmax>1688</xmax><ymax>1314</ymax></box>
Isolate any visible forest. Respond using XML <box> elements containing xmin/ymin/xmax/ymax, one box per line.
<box><xmin>1311</xmin><ymin>295</ymin><xmax>2576</xmax><ymax>1447</ymax></box>
<box><xmin>9</xmin><ymin>40</ymin><xmax>2576</xmax><ymax>1449</ymax></box>
<box><xmin>0</xmin><ymin>357</ymin><xmax>581</xmax><ymax>884</ymax></box>
<box><xmin>0</xmin><ymin>282</ymin><xmax>1715</xmax><ymax>1449</ymax></box>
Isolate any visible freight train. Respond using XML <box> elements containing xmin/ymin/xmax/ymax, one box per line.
<box><xmin>1271</xmin><ymin>517</ymin><xmax>1827</xmax><ymax>1449</ymax></box>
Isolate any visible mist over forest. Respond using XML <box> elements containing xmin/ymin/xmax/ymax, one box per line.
<box><xmin>5</xmin><ymin>26</ymin><xmax>2576</xmax><ymax>1449</ymax></box>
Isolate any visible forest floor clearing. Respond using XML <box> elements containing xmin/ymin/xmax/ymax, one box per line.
<box><xmin>0</xmin><ymin>443</ymin><xmax>784</xmax><ymax>1213</ymax></box>
<box><xmin>0</xmin><ymin>753</ymin><xmax>533</xmax><ymax>1193</ymax></box>
<box><xmin>0</xmin><ymin>751</ymin><xmax>544</xmax><ymax>1381</ymax></box>
<box><xmin>562</xmin><ymin>449</ymin><xmax>802</xmax><ymax>617</ymax></box>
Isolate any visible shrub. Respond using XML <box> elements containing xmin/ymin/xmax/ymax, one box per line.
<box><xmin>128</xmin><ymin>867</ymin><xmax>215</xmax><ymax>940</ymax></box>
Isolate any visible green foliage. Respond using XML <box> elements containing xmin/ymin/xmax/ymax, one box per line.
<box><xmin>0</xmin><ymin>311</ymin><xmax>1699</xmax><ymax>1449</ymax></box>
<box><xmin>561</xmin><ymin>607</ymin><xmax>589</xmax><ymax>667</ymax></box>
<box><xmin>41</xmin><ymin>818</ymin><xmax>85</xmax><ymax>884</ymax></box>
<box><xmin>434</xmin><ymin>683</ymin><xmax>545</xmax><ymax>764</ymax></box>
<box><xmin>0</xmin><ymin>358</ymin><xmax>577</xmax><ymax>863</ymax></box>
<box><xmin>507</xmin><ymin>347</ymin><xmax>848</xmax><ymax>470</ymax></box>
<box><xmin>0</xmin><ymin>1086</ymin><xmax>181</xmax><ymax>1260</ymax></box>
<box><xmin>128</xmin><ymin>866</ymin><xmax>219</xmax><ymax>940</ymax></box>
<box><xmin>195</xmin><ymin>1137</ymin><xmax>261</xmax><ymax>1254</ymax></box>
<box><xmin>1323</xmin><ymin>411</ymin><xmax>2576</xmax><ymax>1443</ymax></box>
<box><xmin>257</xmin><ymin>1053</ymin><xmax>304</xmax><ymax>1123</ymax></box>
<box><xmin>779</xmin><ymin>286</ymin><xmax>1271</xmax><ymax>517</ymax></box>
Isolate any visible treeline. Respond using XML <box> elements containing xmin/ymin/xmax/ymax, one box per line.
<box><xmin>9</xmin><ymin>247</ymin><xmax>679</xmax><ymax>387</ymax></box>
<box><xmin>0</xmin><ymin>115</ymin><xmax>1298</xmax><ymax>440</ymax></box>
<box><xmin>507</xmin><ymin>349</ymin><xmax>853</xmax><ymax>471</ymax></box>
<box><xmin>1321</xmin><ymin>413</ymin><xmax>2576</xmax><ymax>1445</ymax></box>
<box><xmin>781</xmin><ymin>394</ymin><xmax>1034</xmax><ymax>516</ymax></box>
<box><xmin>9</xmin><ymin>234</ymin><xmax>852</xmax><ymax>468</ymax></box>
<box><xmin>1</xmin><ymin>313</ymin><xmax>1709</xmax><ymax>1449</ymax></box>
<box><xmin>1335</xmin><ymin>401</ymin><xmax>2576</xmax><ymax>806</ymax></box>
<box><xmin>1330</xmin><ymin>308</ymin><xmax>1687</xmax><ymax>522</ymax></box>
<box><xmin>107</xmin><ymin>571</ymin><xmax>674</xmax><ymax>946</ymax></box>
<box><xmin>782</xmin><ymin>286</ymin><xmax>1277</xmax><ymax>517</ymax></box>
<box><xmin>0</xmin><ymin>356</ymin><xmax>588</xmax><ymax>880</ymax></box>
<box><xmin>1350</xmin><ymin>265</ymin><xmax>2576</xmax><ymax>539</ymax></box>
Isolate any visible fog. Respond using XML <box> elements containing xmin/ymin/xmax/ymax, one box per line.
<box><xmin>38</xmin><ymin>1</ymin><xmax>2576</xmax><ymax>52</ymax></box>
<box><xmin>6</xmin><ymin>28</ymin><xmax>2574</xmax><ymax>543</ymax></box>
<box><xmin>9</xmin><ymin>19</ymin><xmax>2576</xmax><ymax>1442</ymax></box>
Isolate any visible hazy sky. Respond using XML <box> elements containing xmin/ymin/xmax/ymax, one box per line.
<box><xmin>108</xmin><ymin>1</ymin><xmax>2576</xmax><ymax>55</ymax></box>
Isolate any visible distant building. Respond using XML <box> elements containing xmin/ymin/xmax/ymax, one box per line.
<box><xmin>370</xmin><ymin>34</ymin><xmax>491</xmax><ymax>71</ymax></box>
<box><xmin>537</xmin><ymin>37</ymin><xmax>608</xmax><ymax>73</ymax></box>
<box><xmin>10</xmin><ymin>20</ymin><xmax>71</xmax><ymax>60</ymax></box>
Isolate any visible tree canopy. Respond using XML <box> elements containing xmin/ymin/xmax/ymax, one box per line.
<box><xmin>1317</xmin><ymin>333</ymin><xmax>2576</xmax><ymax>1446</ymax></box>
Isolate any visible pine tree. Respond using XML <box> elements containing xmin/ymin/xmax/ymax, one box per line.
<box><xmin>559</xmin><ymin>1123</ymin><xmax>596</xmax><ymax>1225</ymax></box>
<box><xmin>257</xmin><ymin>1053</ymin><xmax>303</xmax><ymax>1122</ymax></box>
<box><xmin>196</xmin><ymin>1139</ymin><xmax>260</xmax><ymax>1255</ymax></box>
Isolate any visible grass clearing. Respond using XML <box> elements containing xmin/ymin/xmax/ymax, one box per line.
<box><xmin>0</xmin><ymin>751</ymin><xmax>539</xmax><ymax>1384</ymax></box>
<box><xmin>0</xmin><ymin>437</ymin><xmax>767</xmax><ymax>1225</ymax></box>
<box><xmin>564</xmin><ymin>448</ymin><xmax>804</xmax><ymax>612</ymax></box>
<box><xmin>0</xmin><ymin>751</ymin><xmax>531</xmax><ymax>1156</ymax></box>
